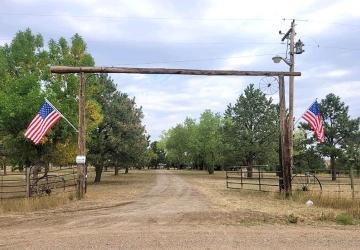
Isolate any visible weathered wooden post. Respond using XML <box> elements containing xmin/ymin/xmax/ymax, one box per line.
<box><xmin>279</xmin><ymin>76</ymin><xmax>291</xmax><ymax>196</ymax></box>
<box><xmin>240</xmin><ymin>167</ymin><xmax>243</xmax><ymax>189</ymax></box>
<box><xmin>76</xmin><ymin>72</ymin><xmax>86</xmax><ymax>199</ymax></box>
<box><xmin>258</xmin><ymin>166</ymin><xmax>262</xmax><ymax>191</ymax></box>
<box><xmin>26</xmin><ymin>167</ymin><xmax>31</xmax><ymax>198</ymax></box>
<box><xmin>350</xmin><ymin>166</ymin><xmax>355</xmax><ymax>199</ymax></box>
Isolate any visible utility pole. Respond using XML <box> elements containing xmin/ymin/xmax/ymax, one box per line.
<box><xmin>279</xmin><ymin>19</ymin><xmax>299</xmax><ymax>194</ymax></box>
<box><xmin>77</xmin><ymin>72</ymin><xmax>86</xmax><ymax>199</ymax></box>
<box><xmin>288</xmin><ymin>20</ymin><xmax>295</xmax><ymax>182</ymax></box>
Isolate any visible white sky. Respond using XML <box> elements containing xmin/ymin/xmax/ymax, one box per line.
<box><xmin>1</xmin><ymin>0</ymin><xmax>360</xmax><ymax>140</ymax></box>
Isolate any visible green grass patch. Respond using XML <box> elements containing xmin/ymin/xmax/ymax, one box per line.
<box><xmin>336</xmin><ymin>213</ymin><xmax>354</xmax><ymax>225</ymax></box>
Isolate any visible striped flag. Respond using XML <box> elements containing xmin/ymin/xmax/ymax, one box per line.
<box><xmin>24</xmin><ymin>100</ymin><xmax>62</xmax><ymax>144</ymax></box>
<box><xmin>302</xmin><ymin>100</ymin><xmax>325</xmax><ymax>143</ymax></box>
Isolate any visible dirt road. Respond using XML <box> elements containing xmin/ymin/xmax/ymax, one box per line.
<box><xmin>1</xmin><ymin>171</ymin><xmax>360</xmax><ymax>249</ymax></box>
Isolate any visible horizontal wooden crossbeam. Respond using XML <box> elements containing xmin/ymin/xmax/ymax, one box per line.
<box><xmin>50</xmin><ymin>66</ymin><xmax>301</xmax><ymax>77</ymax></box>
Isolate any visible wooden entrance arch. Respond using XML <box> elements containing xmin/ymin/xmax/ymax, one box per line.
<box><xmin>50</xmin><ymin>65</ymin><xmax>301</xmax><ymax>198</ymax></box>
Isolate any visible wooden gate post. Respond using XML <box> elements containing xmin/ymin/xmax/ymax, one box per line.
<box><xmin>26</xmin><ymin>167</ymin><xmax>30</xmax><ymax>198</ymax></box>
<box><xmin>350</xmin><ymin>166</ymin><xmax>355</xmax><ymax>199</ymax></box>
<box><xmin>278</xmin><ymin>76</ymin><xmax>291</xmax><ymax>196</ymax></box>
<box><xmin>77</xmin><ymin>72</ymin><xmax>86</xmax><ymax>199</ymax></box>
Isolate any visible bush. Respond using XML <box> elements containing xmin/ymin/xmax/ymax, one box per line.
<box><xmin>287</xmin><ymin>213</ymin><xmax>298</xmax><ymax>224</ymax></box>
<box><xmin>336</xmin><ymin>213</ymin><xmax>353</xmax><ymax>225</ymax></box>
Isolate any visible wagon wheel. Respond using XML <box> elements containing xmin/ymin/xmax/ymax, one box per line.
<box><xmin>291</xmin><ymin>173</ymin><xmax>322</xmax><ymax>192</ymax></box>
<box><xmin>45</xmin><ymin>175</ymin><xmax>66</xmax><ymax>195</ymax></box>
<box><xmin>258</xmin><ymin>76</ymin><xmax>279</xmax><ymax>95</ymax></box>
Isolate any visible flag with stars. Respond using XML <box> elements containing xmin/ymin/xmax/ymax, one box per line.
<box><xmin>24</xmin><ymin>100</ymin><xmax>62</xmax><ymax>144</ymax></box>
<box><xmin>302</xmin><ymin>100</ymin><xmax>325</xmax><ymax>143</ymax></box>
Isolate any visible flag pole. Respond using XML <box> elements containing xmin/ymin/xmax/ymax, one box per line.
<box><xmin>293</xmin><ymin>99</ymin><xmax>317</xmax><ymax>127</ymax></box>
<box><xmin>45</xmin><ymin>98</ymin><xmax>79</xmax><ymax>133</ymax></box>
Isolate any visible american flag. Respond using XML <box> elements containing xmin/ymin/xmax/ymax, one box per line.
<box><xmin>24</xmin><ymin>101</ymin><xmax>62</xmax><ymax>144</ymax></box>
<box><xmin>302</xmin><ymin>100</ymin><xmax>325</xmax><ymax>143</ymax></box>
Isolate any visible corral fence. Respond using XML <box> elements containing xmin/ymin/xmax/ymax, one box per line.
<box><xmin>226</xmin><ymin>165</ymin><xmax>282</xmax><ymax>192</ymax></box>
<box><xmin>0</xmin><ymin>166</ymin><xmax>91</xmax><ymax>199</ymax></box>
<box><xmin>226</xmin><ymin>165</ymin><xmax>360</xmax><ymax>199</ymax></box>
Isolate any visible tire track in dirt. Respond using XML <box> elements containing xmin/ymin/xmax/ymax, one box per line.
<box><xmin>2</xmin><ymin>171</ymin><xmax>360</xmax><ymax>250</ymax></box>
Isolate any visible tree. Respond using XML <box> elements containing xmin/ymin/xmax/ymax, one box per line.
<box><xmin>225</xmin><ymin>84</ymin><xmax>278</xmax><ymax>177</ymax></box>
<box><xmin>163</xmin><ymin>123</ymin><xmax>192</xmax><ymax>167</ymax></box>
<box><xmin>195</xmin><ymin>110</ymin><xmax>224</xmax><ymax>174</ymax></box>
<box><xmin>149</xmin><ymin>141</ymin><xmax>166</xmax><ymax>168</ymax></box>
<box><xmin>337</xmin><ymin>130</ymin><xmax>360</xmax><ymax>176</ymax></box>
<box><xmin>302</xmin><ymin>94</ymin><xmax>359</xmax><ymax>180</ymax></box>
<box><xmin>293</xmin><ymin>128</ymin><xmax>325</xmax><ymax>171</ymax></box>
<box><xmin>0</xmin><ymin>29</ymin><xmax>48</xmax><ymax>170</ymax></box>
<box><xmin>88</xmin><ymin>76</ymin><xmax>148</xmax><ymax>182</ymax></box>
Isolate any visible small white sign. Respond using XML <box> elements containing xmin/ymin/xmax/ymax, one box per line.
<box><xmin>76</xmin><ymin>155</ymin><xmax>86</xmax><ymax>164</ymax></box>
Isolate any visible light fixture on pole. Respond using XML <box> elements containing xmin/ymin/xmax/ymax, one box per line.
<box><xmin>272</xmin><ymin>55</ymin><xmax>292</xmax><ymax>67</ymax></box>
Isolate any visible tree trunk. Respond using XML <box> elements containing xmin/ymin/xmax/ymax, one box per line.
<box><xmin>94</xmin><ymin>165</ymin><xmax>103</xmax><ymax>183</ymax></box>
<box><xmin>208</xmin><ymin>152</ymin><xmax>215</xmax><ymax>174</ymax></box>
<box><xmin>125</xmin><ymin>166</ymin><xmax>129</xmax><ymax>174</ymax></box>
<box><xmin>330</xmin><ymin>156</ymin><xmax>336</xmax><ymax>181</ymax></box>
<box><xmin>115</xmin><ymin>165</ymin><xmax>119</xmax><ymax>176</ymax></box>
<box><xmin>3</xmin><ymin>164</ymin><xmax>6</xmax><ymax>175</ymax></box>
<box><xmin>208</xmin><ymin>164</ymin><xmax>214</xmax><ymax>174</ymax></box>
<box><xmin>247</xmin><ymin>160</ymin><xmax>253</xmax><ymax>178</ymax></box>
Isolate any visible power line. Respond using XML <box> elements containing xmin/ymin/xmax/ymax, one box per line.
<box><xmin>111</xmin><ymin>53</ymin><xmax>287</xmax><ymax>66</ymax></box>
<box><xmin>1</xmin><ymin>12</ymin><xmax>359</xmax><ymax>28</ymax></box>
<box><xmin>0</xmin><ymin>13</ymin><xmax>280</xmax><ymax>22</ymax></box>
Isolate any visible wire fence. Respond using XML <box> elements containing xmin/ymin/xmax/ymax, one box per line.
<box><xmin>226</xmin><ymin>165</ymin><xmax>360</xmax><ymax>199</ymax></box>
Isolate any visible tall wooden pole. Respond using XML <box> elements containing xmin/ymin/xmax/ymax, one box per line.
<box><xmin>288</xmin><ymin>20</ymin><xmax>295</xmax><ymax>191</ymax></box>
<box><xmin>279</xmin><ymin>76</ymin><xmax>289</xmax><ymax>195</ymax></box>
<box><xmin>77</xmin><ymin>72</ymin><xmax>86</xmax><ymax>199</ymax></box>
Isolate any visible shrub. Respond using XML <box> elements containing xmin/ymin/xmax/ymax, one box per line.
<box><xmin>336</xmin><ymin>213</ymin><xmax>353</xmax><ymax>225</ymax></box>
<box><xmin>287</xmin><ymin>213</ymin><xmax>298</xmax><ymax>224</ymax></box>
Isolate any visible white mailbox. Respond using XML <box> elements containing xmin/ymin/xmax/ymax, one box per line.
<box><xmin>76</xmin><ymin>155</ymin><xmax>86</xmax><ymax>164</ymax></box>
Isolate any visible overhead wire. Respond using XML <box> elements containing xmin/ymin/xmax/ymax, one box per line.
<box><xmin>1</xmin><ymin>12</ymin><xmax>359</xmax><ymax>28</ymax></box>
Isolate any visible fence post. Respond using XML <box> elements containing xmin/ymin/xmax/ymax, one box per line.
<box><xmin>26</xmin><ymin>167</ymin><xmax>30</xmax><ymax>198</ymax></box>
<box><xmin>240</xmin><ymin>168</ymin><xmax>243</xmax><ymax>189</ymax></box>
<box><xmin>1</xmin><ymin>174</ymin><xmax>3</xmax><ymax>200</ymax></box>
<box><xmin>350</xmin><ymin>166</ymin><xmax>355</xmax><ymax>199</ymax></box>
<box><xmin>226</xmin><ymin>171</ymin><xmax>228</xmax><ymax>189</ymax></box>
<box><xmin>258</xmin><ymin>167</ymin><xmax>261</xmax><ymax>191</ymax></box>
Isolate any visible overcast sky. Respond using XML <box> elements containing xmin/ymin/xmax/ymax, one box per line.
<box><xmin>1</xmin><ymin>0</ymin><xmax>360</xmax><ymax>140</ymax></box>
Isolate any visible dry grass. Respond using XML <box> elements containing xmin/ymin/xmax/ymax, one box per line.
<box><xmin>0</xmin><ymin>169</ymin><xmax>156</xmax><ymax>214</ymax></box>
<box><xmin>291</xmin><ymin>191</ymin><xmax>360</xmax><ymax>219</ymax></box>
<box><xmin>0</xmin><ymin>192</ymin><xmax>75</xmax><ymax>214</ymax></box>
<box><xmin>179</xmin><ymin>170</ymin><xmax>356</xmax><ymax>224</ymax></box>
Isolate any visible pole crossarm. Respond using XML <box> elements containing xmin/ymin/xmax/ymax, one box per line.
<box><xmin>50</xmin><ymin>66</ymin><xmax>301</xmax><ymax>77</ymax></box>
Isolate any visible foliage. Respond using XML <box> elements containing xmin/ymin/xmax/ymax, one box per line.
<box><xmin>160</xmin><ymin>85</ymin><xmax>278</xmax><ymax>174</ymax></box>
<box><xmin>87</xmin><ymin>76</ymin><xmax>148</xmax><ymax>182</ymax></box>
<box><xmin>336</xmin><ymin>212</ymin><xmax>354</xmax><ymax>225</ymax></box>
<box><xmin>286</xmin><ymin>213</ymin><xmax>298</xmax><ymax>224</ymax></box>
<box><xmin>301</xmin><ymin>94</ymin><xmax>359</xmax><ymax>180</ymax></box>
<box><xmin>224</xmin><ymin>84</ymin><xmax>278</xmax><ymax>176</ymax></box>
<box><xmin>148</xmin><ymin>141</ymin><xmax>166</xmax><ymax>168</ymax></box>
<box><xmin>0</xmin><ymin>29</ymin><xmax>147</xmax><ymax>183</ymax></box>
<box><xmin>0</xmin><ymin>29</ymin><xmax>47</xmax><ymax>168</ymax></box>
<box><xmin>293</xmin><ymin>128</ymin><xmax>325</xmax><ymax>170</ymax></box>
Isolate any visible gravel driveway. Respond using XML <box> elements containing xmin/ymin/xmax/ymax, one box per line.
<box><xmin>1</xmin><ymin>171</ymin><xmax>359</xmax><ymax>249</ymax></box>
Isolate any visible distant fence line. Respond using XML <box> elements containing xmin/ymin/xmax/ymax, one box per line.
<box><xmin>226</xmin><ymin>165</ymin><xmax>360</xmax><ymax>199</ymax></box>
